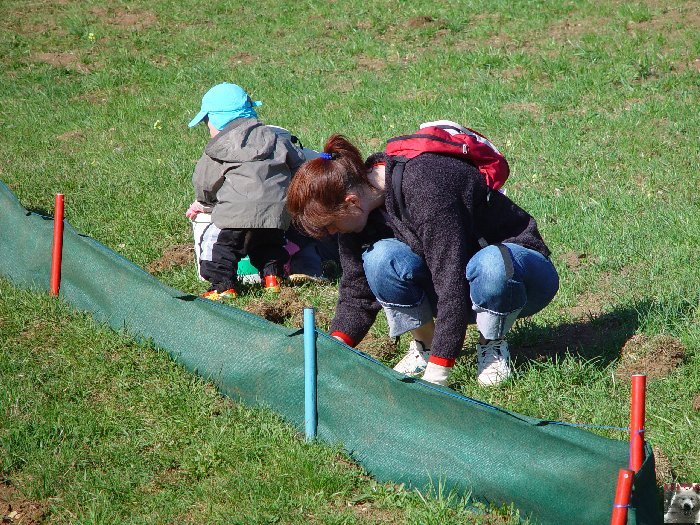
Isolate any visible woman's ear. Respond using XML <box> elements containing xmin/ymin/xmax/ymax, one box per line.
<box><xmin>343</xmin><ymin>194</ymin><xmax>361</xmax><ymax>209</ymax></box>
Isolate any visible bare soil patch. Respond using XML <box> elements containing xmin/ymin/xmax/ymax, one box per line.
<box><xmin>692</xmin><ymin>393</ymin><xmax>700</xmax><ymax>411</ymax></box>
<box><xmin>355</xmin><ymin>55</ymin><xmax>385</xmax><ymax>72</ymax></box>
<box><xmin>654</xmin><ymin>446</ymin><xmax>675</xmax><ymax>484</ymax></box>
<box><xmin>615</xmin><ymin>334</ymin><xmax>685</xmax><ymax>380</ymax></box>
<box><xmin>357</xmin><ymin>332</ymin><xmax>398</xmax><ymax>362</ymax></box>
<box><xmin>0</xmin><ymin>481</ymin><xmax>46</xmax><ymax>525</ymax></box>
<box><xmin>243</xmin><ymin>288</ymin><xmax>331</xmax><ymax>329</ymax></box>
<box><xmin>30</xmin><ymin>52</ymin><xmax>91</xmax><ymax>73</ymax></box>
<box><xmin>90</xmin><ymin>7</ymin><xmax>158</xmax><ymax>30</ymax></box>
<box><xmin>230</xmin><ymin>52</ymin><xmax>256</xmax><ymax>65</ymax></box>
<box><xmin>56</xmin><ymin>130</ymin><xmax>85</xmax><ymax>141</ymax></box>
<box><xmin>146</xmin><ymin>244</ymin><xmax>193</xmax><ymax>273</ymax></box>
<box><xmin>560</xmin><ymin>251</ymin><xmax>594</xmax><ymax>271</ymax></box>
<box><xmin>544</xmin><ymin>17</ymin><xmax>606</xmax><ymax>43</ymax></box>
<box><xmin>406</xmin><ymin>16</ymin><xmax>448</xmax><ymax>29</ymax></box>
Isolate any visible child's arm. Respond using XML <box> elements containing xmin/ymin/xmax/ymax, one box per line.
<box><xmin>185</xmin><ymin>200</ymin><xmax>213</xmax><ymax>220</ymax></box>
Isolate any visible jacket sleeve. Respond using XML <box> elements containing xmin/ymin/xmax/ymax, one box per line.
<box><xmin>329</xmin><ymin>234</ymin><xmax>381</xmax><ymax>346</ymax></box>
<box><xmin>192</xmin><ymin>154</ymin><xmax>224</xmax><ymax>206</ymax></box>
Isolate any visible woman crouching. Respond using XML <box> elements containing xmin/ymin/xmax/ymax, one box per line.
<box><xmin>287</xmin><ymin>135</ymin><xmax>559</xmax><ymax>387</ymax></box>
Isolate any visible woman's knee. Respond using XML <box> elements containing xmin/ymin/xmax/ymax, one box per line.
<box><xmin>363</xmin><ymin>239</ymin><xmax>419</xmax><ymax>282</ymax></box>
<box><xmin>362</xmin><ymin>239</ymin><xmax>427</xmax><ymax>305</ymax></box>
<box><xmin>466</xmin><ymin>245</ymin><xmax>510</xmax><ymax>285</ymax></box>
<box><xmin>467</xmin><ymin>245</ymin><xmax>526</xmax><ymax>312</ymax></box>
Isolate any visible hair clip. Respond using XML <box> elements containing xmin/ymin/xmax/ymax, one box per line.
<box><xmin>319</xmin><ymin>152</ymin><xmax>334</xmax><ymax>160</ymax></box>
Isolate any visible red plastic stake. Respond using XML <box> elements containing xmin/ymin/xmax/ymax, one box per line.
<box><xmin>610</xmin><ymin>468</ymin><xmax>634</xmax><ymax>525</ymax></box>
<box><xmin>629</xmin><ymin>374</ymin><xmax>647</xmax><ymax>472</ymax></box>
<box><xmin>49</xmin><ymin>193</ymin><xmax>65</xmax><ymax>296</ymax></box>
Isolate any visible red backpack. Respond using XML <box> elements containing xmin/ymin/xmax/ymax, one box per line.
<box><xmin>385</xmin><ymin>120</ymin><xmax>509</xmax><ymax>220</ymax></box>
<box><xmin>386</xmin><ymin>120</ymin><xmax>509</xmax><ymax>188</ymax></box>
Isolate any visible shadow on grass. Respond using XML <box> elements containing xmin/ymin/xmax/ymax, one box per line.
<box><xmin>26</xmin><ymin>207</ymin><xmax>53</xmax><ymax>218</ymax></box>
<box><xmin>509</xmin><ymin>301</ymin><xmax>655</xmax><ymax>368</ymax></box>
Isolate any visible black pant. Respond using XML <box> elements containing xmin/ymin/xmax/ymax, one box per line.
<box><xmin>199</xmin><ymin>227</ymin><xmax>288</xmax><ymax>292</ymax></box>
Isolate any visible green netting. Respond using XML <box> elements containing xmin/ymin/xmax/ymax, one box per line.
<box><xmin>0</xmin><ymin>181</ymin><xmax>661</xmax><ymax>524</ymax></box>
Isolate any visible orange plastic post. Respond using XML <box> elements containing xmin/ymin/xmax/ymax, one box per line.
<box><xmin>49</xmin><ymin>193</ymin><xmax>65</xmax><ymax>296</ymax></box>
<box><xmin>629</xmin><ymin>374</ymin><xmax>647</xmax><ymax>472</ymax></box>
<box><xmin>610</xmin><ymin>468</ymin><xmax>634</xmax><ymax>525</ymax></box>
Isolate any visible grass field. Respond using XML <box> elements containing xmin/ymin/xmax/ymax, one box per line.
<box><xmin>1</xmin><ymin>0</ymin><xmax>699</xmax><ymax>523</ymax></box>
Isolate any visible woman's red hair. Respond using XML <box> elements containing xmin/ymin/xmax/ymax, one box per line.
<box><xmin>287</xmin><ymin>135</ymin><xmax>369</xmax><ymax>238</ymax></box>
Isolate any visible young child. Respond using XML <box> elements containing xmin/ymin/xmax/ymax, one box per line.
<box><xmin>186</xmin><ymin>82</ymin><xmax>305</xmax><ymax>300</ymax></box>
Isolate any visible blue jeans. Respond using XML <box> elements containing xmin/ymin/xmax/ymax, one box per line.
<box><xmin>362</xmin><ymin>239</ymin><xmax>559</xmax><ymax>340</ymax></box>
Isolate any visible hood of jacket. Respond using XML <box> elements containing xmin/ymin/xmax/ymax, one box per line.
<box><xmin>204</xmin><ymin>118</ymin><xmax>277</xmax><ymax>163</ymax></box>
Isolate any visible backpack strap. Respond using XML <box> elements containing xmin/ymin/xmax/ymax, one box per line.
<box><xmin>391</xmin><ymin>158</ymin><xmax>410</xmax><ymax>222</ymax></box>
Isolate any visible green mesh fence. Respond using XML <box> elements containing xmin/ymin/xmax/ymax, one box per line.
<box><xmin>0</xmin><ymin>181</ymin><xmax>661</xmax><ymax>524</ymax></box>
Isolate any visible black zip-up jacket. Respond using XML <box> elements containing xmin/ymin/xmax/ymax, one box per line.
<box><xmin>329</xmin><ymin>153</ymin><xmax>551</xmax><ymax>361</ymax></box>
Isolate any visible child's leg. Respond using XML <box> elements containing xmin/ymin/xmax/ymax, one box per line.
<box><xmin>199</xmin><ymin>226</ymin><xmax>245</xmax><ymax>292</ymax></box>
<box><xmin>285</xmin><ymin>225</ymin><xmax>325</xmax><ymax>278</ymax></box>
<box><xmin>245</xmin><ymin>229</ymin><xmax>289</xmax><ymax>277</ymax></box>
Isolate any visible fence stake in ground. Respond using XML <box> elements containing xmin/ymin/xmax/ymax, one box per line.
<box><xmin>49</xmin><ymin>193</ymin><xmax>65</xmax><ymax>296</ymax></box>
<box><xmin>610</xmin><ymin>468</ymin><xmax>634</xmax><ymax>525</ymax></box>
<box><xmin>304</xmin><ymin>307</ymin><xmax>317</xmax><ymax>440</ymax></box>
<box><xmin>630</xmin><ymin>374</ymin><xmax>646</xmax><ymax>472</ymax></box>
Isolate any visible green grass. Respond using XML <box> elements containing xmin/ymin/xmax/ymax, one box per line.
<box><xmin>1</xmin><ymin>0</ymin><xmax>699</xmax><ymax>522</ymax></box>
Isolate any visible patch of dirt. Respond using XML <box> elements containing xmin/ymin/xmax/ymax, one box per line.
<box><xmin>29</xmin><ymin>52</ymin><xmax>91</xmax><ymax>73</ymax></box>
<box><xmin>653</xmin><ymin>446</ymin><xmax>675</xmax><ymax>485</ymax></box>
<box><xmin>230</xmin><ymin>52</ymin><xmax>256</xmax><ymax>65</ymax></box>
<box><xmin>567</xmin><ymin>288</ymin><xmax>608</xmax><ymax>322</ymax></box>
<box><xmin>544</xmin><ymin>17</ymin><xmax>606</xmax><ymax>43</ymax></box>
<box><xmin>146</xmin><ymin>244</ymin><xmax>193</xmax><ymax>273</ymax></box>
<box><xmin>693</xmin><ymin>393</ymin><xmax>700</xmax><ymax>411</ymax></box>
<box><xmin>56</xmin><ymin>130</ymin><xmax>85</xmax><ymax>141</ymax></box>
<box><xmin>560</xmin><ymin>251</ymin><xmax>593</xmax><ymax>271</ymax></box>
<box><xmin>357</xmin><ymin>332</ymin><xmax>398</xmax><ymax>362</ymax></box>
<box><xmin>407</xmin><ymin>16</ymin><xmax>437</xmax><ymax>28</ymax></box>
<box><xmin>672</xmin><ymin>57</ymin><xmax>700</xmax><ymax>73</ymax></box>
<box><xmin>90</xmin><ymin>7</ymin><xmax>158</xmax><ymax>30</ymax></box>
<box><xmin>355</xmin><ymin>55</ymin><xmax>385</xmax><ymax>72</ymax></box>
<box><xmin>71</xmin><ymin>90</ymin><xmax>109</xmax><ymax>105</ymax></box>
<box><xmin>615</xmin><ymin>334</ymin><xmax>685</xmax><ymax>380</ymax></box>
<box><xmin>0</xmin><ymin>481</ymin><xmax>46</xmax><ymax>525</ymax></box>
<box><xmin>243</xmin><ymin>287</ymin><xmax>331</xmax><ymax>328</ymax></box>
<box><xmin>333</xmin><ymin>78</ymin><xmax>360</xmax><ymax>94</ymax></box>
<box><xmin>501</xmin><ymin>66</ymin><xmax>526</xmax><ymax>79</ymax></box>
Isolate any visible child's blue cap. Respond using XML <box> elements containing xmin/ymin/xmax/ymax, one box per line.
<box><xmin>188</xmin><ymin>83</ymin><xmax>262</xmax><ymax>130</ymax></box>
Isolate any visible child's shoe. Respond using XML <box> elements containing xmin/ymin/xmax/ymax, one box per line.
<box><xmin>201</xmin><ymin>288</ymin><xmax>237</xmax><ymax>301</ymax></box>
<box><xmin>263</xmin><ymin>275</ymin><xmax>282</xmax><ymax>294</ymax></box>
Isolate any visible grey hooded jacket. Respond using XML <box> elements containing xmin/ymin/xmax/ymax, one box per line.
<box><xmin>192</xmin><ymin>118</ymin><xmax>305</xmax><ymax>229</ymax></box>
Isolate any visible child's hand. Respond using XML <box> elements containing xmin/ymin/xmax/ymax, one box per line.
<box><xmin>185</xmin><ymin>201</ymin><xmax>205</xmax><ymax>220</ymax></box>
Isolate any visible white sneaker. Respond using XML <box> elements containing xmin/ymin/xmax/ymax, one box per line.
<box><xmin>393</xmin><ymin>340</ymin><xmax>430</xmax><ymax>376</ymax></box>
<box><xmin>476</xmin><ymin>339</ymin><xmax>512</xmax><ymax>386</ymax></box>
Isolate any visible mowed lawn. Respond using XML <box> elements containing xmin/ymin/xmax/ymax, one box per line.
<box><xmin>1</xmin><ymin>0</ymin><xmax>699</xmax><ymax>523</ymax></box>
